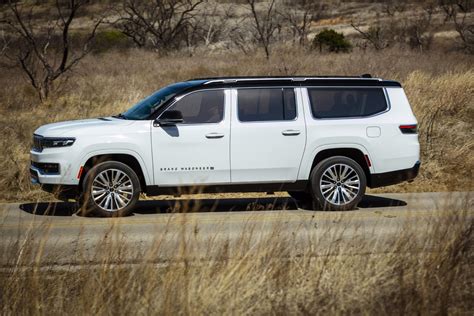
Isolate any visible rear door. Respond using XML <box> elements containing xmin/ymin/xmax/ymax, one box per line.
<box><xmin>230</xmin><ymin>87</ymin><xmax>306</xmax><ymax>183</ymax></box>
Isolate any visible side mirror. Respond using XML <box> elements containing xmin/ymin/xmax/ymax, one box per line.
<box><xmin>156</xmin><ymin>110</ymin><xmax>183</xmax><ymax>126</ymax></box>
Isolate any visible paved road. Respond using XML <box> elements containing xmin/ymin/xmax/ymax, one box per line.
<box><xmin>1</xmin><ymin>192</ymin><xmax>472</xmax><ymax>267</ymax></box>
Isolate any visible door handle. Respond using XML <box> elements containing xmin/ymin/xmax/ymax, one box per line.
<box><xmin>205</xmin><ymin>132</ymin><xmax>224</xmax><ymax>139</ymax></box>
<box><xmin>282</xmin><ymin>129</ymin><xmax>301</xmax><ymax>136</ymax></box>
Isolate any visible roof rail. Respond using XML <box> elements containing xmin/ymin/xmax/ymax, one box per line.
<box><xmin>190</xmin><ymin>74</ymin><xmax>376</xmax><ymax>84</ymax></box>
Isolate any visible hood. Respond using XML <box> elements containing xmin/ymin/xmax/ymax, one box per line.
<box><xmin>34</xmin><ymin>117</ymin><xmax>135</xmax><ymax>137</ymax></box>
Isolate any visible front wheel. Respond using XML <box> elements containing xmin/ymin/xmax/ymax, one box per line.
<box><xmin>80</xmin><ymin>161</ymin><xmax>141</xmax><ymax>217</ymax></box>
<box><xmin>310</xmin><ymin>156</ymin><xmax>366</xmax><ymax>211</ymax></box>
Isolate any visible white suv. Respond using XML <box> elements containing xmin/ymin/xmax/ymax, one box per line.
<box><xmin>30</xmin><ymin>75</ymin><xmax>420</xmax><ymax>216</ymax></box>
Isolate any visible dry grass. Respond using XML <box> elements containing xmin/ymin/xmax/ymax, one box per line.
<box><xmin>0</xmin><ymin>48</ymin><xmax>472</xmax><ymax>201</ymax></box>
<box><xmin>1</xmin><ymin>2</ymin><xmax>473</xmax><ymax>314</ymax></box>
<box><xmin>1</xmin><ymin>200</ymin><xmax>473</xmax><ymax>314</ymax></box>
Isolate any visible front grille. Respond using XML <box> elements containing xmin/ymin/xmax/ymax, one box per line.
<box><xmin>32</xmin><ymin>134</ymin><xmax>43</xmax><ymax>152</ymax></box>
<box><xmin>31</xmin><ymin>161</ymin><xmax>60</xmax><ymax>174</ymax></box>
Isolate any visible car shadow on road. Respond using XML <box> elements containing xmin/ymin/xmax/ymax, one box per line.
<box><xmin>19</xmin><ymin>194</ymin><xmax>407</xmax><ymax>217</ymax></box>
<box><xmin>357</xmin><ymin>195</ymin><xmax>407</xmax><ymax>208</ymax></box>
<box><xmin>19</xmin><ymin>201</ymin><xmax>78</xmax><ymax>216</ymax></box>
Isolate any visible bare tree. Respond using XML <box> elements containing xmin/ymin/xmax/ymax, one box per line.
<box><xmin>351</xmin><ymin>22</ymin><xmax>391</xmax><ymax>50</ymax></box>
<box><xmin>453</xmin><ymin>12</ymin><xmax>474</xmax><ymax>52</ymax></box>
<box><xmin>352</xmin><ymin>1</ymin><xmax>438</xmax><ymax>52</ymax></box>
<box><xmin>196</xmin><ymin>4</ymin><xmax>229</xmax><ymax>47</ymax></box>
<box><xmin>405</xmin><ymin>4</ymin><xmax>437</xmax><ymax>52</ymax></box>
<box><xmin>279</xmin><ymin>0</ymin><xmax>326</xmax><ymax>46</ymax></box>
<box><xmin>439</xmin><ymin>0</ymin><xmax>473</xmax><ymax>52</ymax></box>
<box><xmin>227</xmin><ymin>6</ymin><xmax>253</xmax><ymax>55</ymax></box>
<box><xmin>228</xmin><ymin>18</ymin><xmax>252</xmax><ymax>55</ymax></box>
<box><xmin>383</xmin><ymin>0</ymin><xmax>409</xmax><ymax>16</ymax></box>
<box><xmin>182</xmin><ymin>3</ymin><xmax>233</xmax><ymax>54</ymax></box>
<box><xmin>439</xmin><ymin>0</ymin><xmax>472</xmax><ymax>20</ymax></box>
<box><xmin>114</xmin><ymin>0</ymin><xmax>204</xmax><ymax>52</ymax></box>
<box><xmin>0</xmin><ymin>0</ymin><xmax>103</xmax><ymax>101</ymax></box>
<box><xmin>245</xmin><ymin>0</ymin><xmax>281</xmax><ymax>59</ymax></box>
<box><xmin>0</xmin><ymin>30</ymin><xmax>10</xmax><ymax>56</ymax></box>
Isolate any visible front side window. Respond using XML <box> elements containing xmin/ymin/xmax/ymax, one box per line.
<box><xmin>238</xmin><ymin>88</ymin><xmax>296</xmax><ymax>122</ymax></box>
<box><xmin>122</xmin><ymin>80</ymin><xmax>206</xmax><ymax>120</ymax></box>
<box><xmin>164</xmin><ymin>90</ymin><xmax>225</xmax><ymax>124</ymax></box>
<box><xmin>308</xmin><ymin>88</ymin><xmax>388</xmax><ymax>119</ymax></box>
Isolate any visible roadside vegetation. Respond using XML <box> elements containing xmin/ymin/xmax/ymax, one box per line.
<box><xmin>0</xmin><ymin>2</ymin><xmax>473</xmax><ymax>314</ymax></box>
<box><xmin>1</xmin><ymin>200</ymin><xmax>472</xmax><ymax>314</ymax></box>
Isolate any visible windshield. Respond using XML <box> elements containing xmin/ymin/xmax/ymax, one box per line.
<box><xmin>121</xmin><ymin>80</ymin><xmax>206</xmax><ymax>120</ymax></box>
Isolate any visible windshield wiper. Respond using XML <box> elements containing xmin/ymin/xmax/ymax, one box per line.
<box><xmin>112</xmin><ymin>113</ymin><xmax>127</xmax><ymax>120</ymax></box>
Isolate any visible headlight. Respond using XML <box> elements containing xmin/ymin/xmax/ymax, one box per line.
<box><xmin>42</xmin><ymin>137</ymin><xmax>76</xmax><ymax>148</ymax></box>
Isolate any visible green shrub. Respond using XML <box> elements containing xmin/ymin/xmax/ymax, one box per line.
<box><xmin>93</xmin><ymin>30</ymin><xmax>130</xmax><ymax>52</ymax></box>
<box><xmin>313</xmin><ymin>29</ymin><xmax>352</xmax><ymax>53</ymax></box>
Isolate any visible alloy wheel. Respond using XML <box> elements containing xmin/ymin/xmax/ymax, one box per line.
<box><xmin>319</xmin><ymin>163</ymin><xmax>360</xmax><ymax>206</ymax></box>
<box><xmin>91</xmin><ymin>168</ymin><xmax>134</xmax><ymax>212</ymax></box>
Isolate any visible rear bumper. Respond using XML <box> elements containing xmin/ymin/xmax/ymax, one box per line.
<box><xmin>369</xmin><ymin>161</ymin><xmax>420</xmax><ymax>188</ymax></box>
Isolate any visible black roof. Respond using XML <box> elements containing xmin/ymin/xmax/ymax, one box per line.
<box><xmin>186</xmin><ymin>75</ymin><xmax>401</xmax><ymax>88</ymax></box>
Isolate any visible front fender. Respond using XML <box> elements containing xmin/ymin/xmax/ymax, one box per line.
<box><xmin>78</xmin><ymin>148</ymin><xmax>152</xmax><ymax>186</ymax></box>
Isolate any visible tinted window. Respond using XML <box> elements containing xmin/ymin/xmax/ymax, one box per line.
<box><xmin>308</xmin><ymin>88</ymin><xmax>387</xmax><ymax>118</ymax></box>
<box><xmin>165</xmin><ymin>90</ymin><xmax>224</xmax><ymax>124</ymax></box>
<box><xmin>122</xmin><ymin>80</ymin><xmax>206</xmax><ymax>120</ymax></box>
<box><xmin>238</xmin><ymin>88</ymin><xmax>296</xmax><ymax>122</ymax></box>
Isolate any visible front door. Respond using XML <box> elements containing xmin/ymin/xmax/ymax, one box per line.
<box><xmin>152</xmin><ymin>89</ymin><xmax>231</xmax><ymax>186</ymax></box>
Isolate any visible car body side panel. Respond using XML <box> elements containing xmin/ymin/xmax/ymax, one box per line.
<box><xmin>297</xmin><ymin>87</ymin><xmax>420</xmax><ymax>180</ymax></box>
<box><xmin>371</xmin><ymin>87</ymin><xmax>419</xmax><ymax>173</ymax></box>
<box><xmin>31</xmin><ymin>120</ymin><xmax>153</xmax><ymax>186</ymax></box>
<box><xmin>229</xmin><ymin>88</ymin><xmax>307</xmax><ymax>183</ymax></box>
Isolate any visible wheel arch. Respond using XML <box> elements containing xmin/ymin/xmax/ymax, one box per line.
<box><xmin>302</xmin><ymin>146</ymin><xmax>373</xmax><ymax>187</ymax></box>
<box><xmin>79</xmin><ymin>153</ymin><xmax>149</xmax><ymax>193</ymax></box>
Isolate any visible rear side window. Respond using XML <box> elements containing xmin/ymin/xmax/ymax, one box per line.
<box><xmin>166</xmin><ymin>90</ymin><xmax>224</xmax><ymax>124</ymax></box>
<box><xmin>238</xmin><ymin>88</ymin><xmax>296</xmax><ymax>122</ymax></box>
<box><xmin>308</xmin><ymin>88</ymin><xmax>387</xmax><ymax>119</ymax></box>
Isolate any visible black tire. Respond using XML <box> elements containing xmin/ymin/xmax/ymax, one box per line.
<box><xmin>309</xmin><ymin>156</ymin><xmax>366</xmax><ymax>211</ymax></box>
<box><xmin>79</xmin><ymin>161</ymin><xmax>141</xmax><ymax>217</ymax></box>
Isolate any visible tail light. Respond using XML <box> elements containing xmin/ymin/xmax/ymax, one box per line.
<box><xmin>399</xmin><ymin>124</ymin><xmax>417</xmax><ymax>134</ymax></box>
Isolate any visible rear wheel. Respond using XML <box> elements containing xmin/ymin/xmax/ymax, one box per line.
<box><xmin>310</xmin><ymin>156</ymin><xmax>366</xmax><ymax>211</ymax></box>
<box><xmin>80</xmin><ymin>161</ymin><xmax>141</xmax><ymax>217</ymax></box>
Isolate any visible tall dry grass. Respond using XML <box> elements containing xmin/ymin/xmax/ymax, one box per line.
<box><xmin>1</xmin><ymin>200</ymin><xmax>473</xmax><ymax>314</ymax></box>
<box><xmin>0</xmin><ymin>48</ymin><xmax>473</xmax><ymax>201</ymax></box>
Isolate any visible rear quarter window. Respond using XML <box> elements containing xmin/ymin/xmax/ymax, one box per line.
<box><xmin>308</xmin><ymin>88</ymin><xmax>388</xmax><ymax>119</ymax></box>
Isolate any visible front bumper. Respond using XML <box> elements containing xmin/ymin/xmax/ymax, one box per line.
<box><xmin>30</xmin><ymin>149</ymin><xmax>79</xmax><ymax>185</ymax></box>
<box><xmin>30</xmin><ymin>166</ymin><xmax>79</xmax><ymax>200</ymax></box>
<box><xmin>369</xmin><ymin>161</ymin><xmax>421</xmax><ymax>188</ymax></box>
<box><xmin>40</xmin><ymin>184</ymin><xmax>80</xmax><ymax>200</ymax></box>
